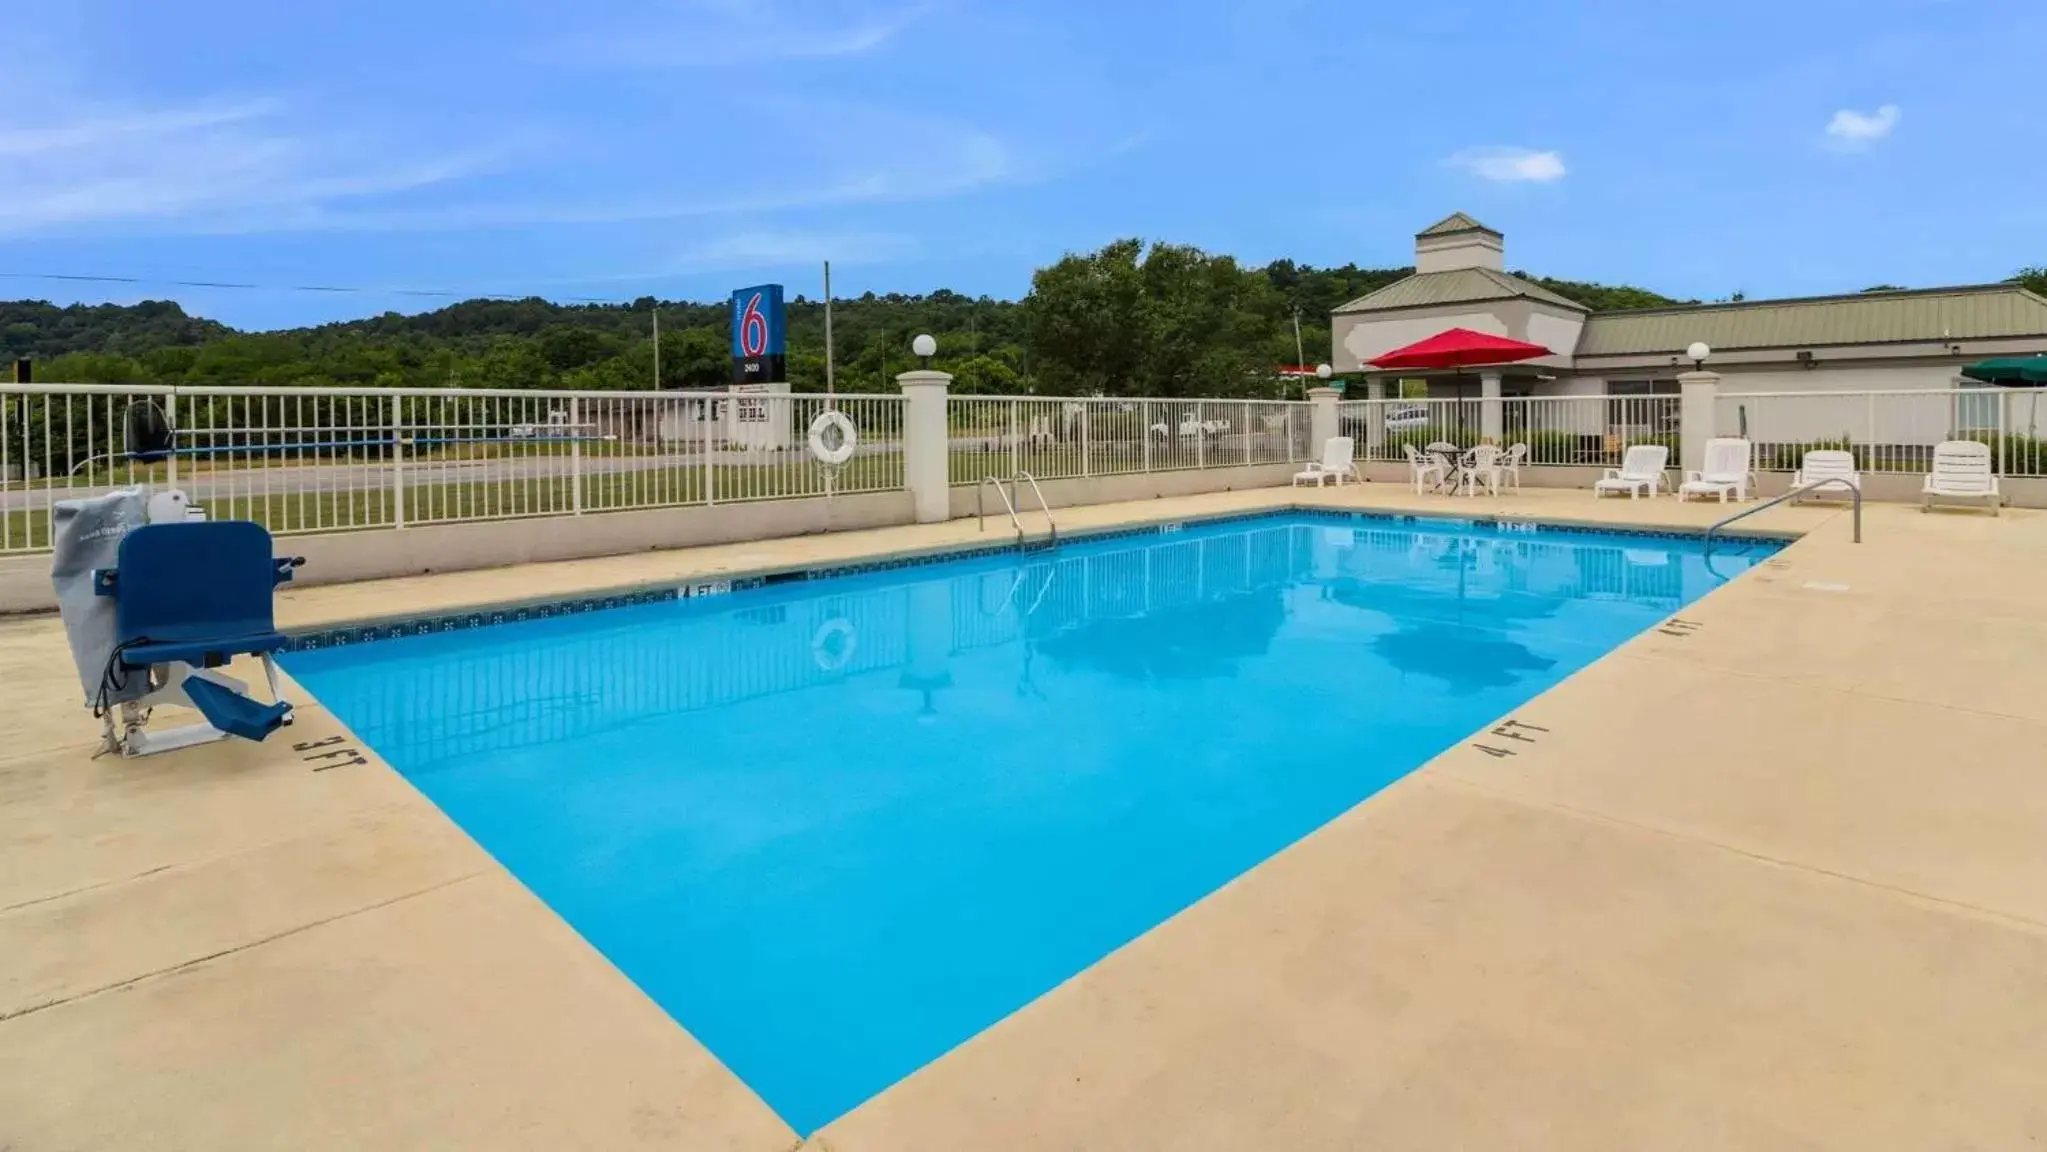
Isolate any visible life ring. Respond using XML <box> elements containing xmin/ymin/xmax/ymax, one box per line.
<box><xmin>807</xmin><ymin>410</ymin><xmax>858</xmax><ymax>465</ymax></box>
<box><xmin>812</xmin><ymin>618</ymin><xmax>858</xmax><ymax>671</ymax></box>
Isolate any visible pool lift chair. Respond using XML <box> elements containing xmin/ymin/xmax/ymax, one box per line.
<box><xmin>91</xmin><ymin>519</ymin><xmax>306</xmax><ymax>757</ymax></box>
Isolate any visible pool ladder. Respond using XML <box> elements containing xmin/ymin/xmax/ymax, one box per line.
<box><xmin>1702</xmin><ymin>476</ymin><xmax>1861</xmax><ymax>558</ymax></box>
<box><xmin>978</xmin><ymin>471</ymin><xmax>1059</xmax><ymax>552</ymax></box>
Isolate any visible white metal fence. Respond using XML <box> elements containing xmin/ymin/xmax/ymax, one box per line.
<box><xmin>1718</xmin><ymin>389</ymin><xmax>2047</xmax><ymax>477</ymax></box>
<box><xmin>1</xmin><ymin>384</ymin><xmax>907</xmax><ymax>555</ymax></box>
<box><xmin>10</xmin><ymin>381</ymin><xmax>2037</xmax><ymax>556</ymax></box>
<box><xmin>1335</xmin><ymin>394</ymin><xmax>1681</xmax><ymax>468</ymax></box>
<box><xmin>945</xmin><ymin>396</ymin><xmax>1311</xmax><ymax>483</ymax></box>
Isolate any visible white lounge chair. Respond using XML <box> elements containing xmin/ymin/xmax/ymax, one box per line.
<box><xmin>1460</xmin><ymin>444</ymin><xmax>1503</xmax><ymax>497</ymax></box>
<box><xmin>1921</xmin><ymin>440</ymin><xmax>2001</xmax><ymax>515</ymax></box>
<box><xmin>1792</xmin><ymin>449</ymin><xmax>1861</xmax><ymax>499</ymax></box>
<box><xmin>1593</xmin><ymin>444</ymin><xmax>1668</xmax><ymax>499</ymax></box>
<box><xmin>1294</xmin><ymin>436</ymin><xmax>1360</xmax><ymax>487</ymax></box>
<box><xmin>1678</xmin><ymin>437</ymin><xmax>1754</xmax><ymax>502</ymax></box>
<box><xmin>1403</xmin><ymin>443</ymin><xmax>1447</xmax><ymax>494</ymax></box>
<box><xmin>1498</xmin><ymin>442</ymin><xmax>1528</xmax><ymax>491</ymax></box>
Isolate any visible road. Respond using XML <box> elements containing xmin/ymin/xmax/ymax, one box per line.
<box><xmin>1</xmin><ymin>446</ymin><xmax>909</xmax><ymax>512</ymax></box>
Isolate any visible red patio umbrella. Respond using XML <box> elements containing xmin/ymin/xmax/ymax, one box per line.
<box><xmin>1368</xmin><ymin>328</ymin><xmax>1553</xmax><ymax>445</ymax></box>
<box><xmin>1368</xmin><ymin>327</ymin><xmax>1551</xmax><ymax>370</ymax></box>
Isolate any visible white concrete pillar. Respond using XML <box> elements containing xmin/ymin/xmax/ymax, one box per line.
<box><xmin>1308</xmin><ymin>386</ymin><xmax>1341</xmax><ymax>457</ymax></box>
<box><xmin>897</xmin><ymin>369</ymin><xmax>953</xmax><ymax>523</ymax></box>
<box><xmin>1365</xmin><ymin>379</ymin><xmax>1387</xmax><ymax>453</ymax></box>
<box><xmin>1678</xmin><ymin>370</ymin><xmax>1720</xmax><ymax>478</ymax></box>
<box><xmin>1480</xmin><ymin>370</ymin><xmax>1503</xmax><ymax>443</ymax></box>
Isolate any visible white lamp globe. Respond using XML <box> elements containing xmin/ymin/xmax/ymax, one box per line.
<box><xmin>1686</xmin><ymin>341</ymin><xmax>1711</xmax><ymax>365</ymax></box>
<box><xmin>1315</xmin><ymin>363</ymin><xmax>1333</xmax><ymax>379</ymax></box>
<box><xmin>911</xmin><ymin>334</ymin><xmax>938</xmax><ymax>359</ymax></box>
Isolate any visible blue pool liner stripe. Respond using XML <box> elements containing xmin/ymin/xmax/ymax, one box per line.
<box><xmin>283</xmin><ymin>507</ymin><xmax>1787</xmax><ymax>652</ymax></box>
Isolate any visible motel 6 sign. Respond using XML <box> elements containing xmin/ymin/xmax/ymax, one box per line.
<box><xmin>730</xmin><ymin>284</ymin><xmax>787</xmax><ymax>385</ymax></box>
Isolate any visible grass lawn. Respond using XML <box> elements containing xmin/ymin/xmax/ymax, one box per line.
<box><xmin>2</xmin><ymin>440</ymin><xmax>1289</xmax><ymax>554</ymax></box>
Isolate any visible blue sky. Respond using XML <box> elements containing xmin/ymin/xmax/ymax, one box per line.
<box><xmin>3</xmin><ymin>0</ymin><xmax>2041</xmax><ymax>330</ymax></box>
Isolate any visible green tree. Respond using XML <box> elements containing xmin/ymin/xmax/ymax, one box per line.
<box><xmin>1021</xmin><ymin>239</ymin><xmax>1288</xmax><ymax>397</ymax></box>
<box><xmin>5</xmin><ymin>250</ymin><xmax>1697</xmax><ymax>397</ymax></box>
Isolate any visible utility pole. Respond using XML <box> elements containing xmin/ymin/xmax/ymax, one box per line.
<box><xmin>1291</xmin><ymin>308</ymin><xmax>1306</xmax><ymax>399</ymax></box>
<box><xmin>652</xmin><ymin>303</ymin><xmax>662</xmax><ymax>390</ymax></box>
<box><xmin>823</xmin><ymin>261</ymin><xmax>836</xmax><ymax>397</ymax></box>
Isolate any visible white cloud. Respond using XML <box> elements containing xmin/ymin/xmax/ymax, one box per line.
<box><xmin>291</xmin><ymin>103</ymin><xmax>1012</xmax><ymax>234</ymax></box>
<box><xmin>1446</xmin><ymin>146</ymin><xmax>1567</xmax><ymax>184</ymax></box>
<box><xmin>565</xmin><ymin>1</ymin><xmax>933</xmax><ymax>68</ymax></box>
<box><xmin>0</xmin><ymin>25</ymin><xmax>1009</xmax><ymax>241</ymax></box>
<box><xmin>0</xmin><ymin>82</ymin><xmax>508</xmax><ymax>237</ymax></box>
<box><xmin>1824</xmin><ymin>104</ymin><xmax>1901</xmax><ymax>150</ymax></box>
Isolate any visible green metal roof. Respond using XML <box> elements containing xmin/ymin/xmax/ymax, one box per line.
<box><xmin>1416</xmin><ymin>212</ymin><xmax>1497</xmax><ymax>238</ymax></box>
<box><xmin>1577</xmin><ymin>285</ymin><xmax>2047</xmax><ymax>357</ymax></box>
<box><xmin>1332</xmin><ymin>266</ymin><xmax>1587</xmax><ymax>315</ymax></box>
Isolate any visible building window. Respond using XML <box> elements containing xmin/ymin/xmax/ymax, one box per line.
<box><xmin>1607</xmin><ymin>379</ymin><xmax>1680</xmax><ymax>397</ymax></box>
<box><xmin>1955</xmin><ymin>381</ymin><xmax>1998</xmax><ymax>435</ymax></box>
<box><xmin>1607</xmin><ymin>379</ymin><xmax>1680</xmax><ymax>434</ymax></box>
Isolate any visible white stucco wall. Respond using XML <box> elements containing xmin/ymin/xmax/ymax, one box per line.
<box><xmin>1337</xmin><ymin>309</ymin><xmax>1507</xmax><ymax>371</ymax></box>
<box><xmin>1414</xmin><ymin>234</ymin><xmax>1504</xmax><ymax>274</ymax></box>
<box><xmin>1525</xmin><ymin>309</ymin><xmax>1586</xmax><ymax>367</ymax></box>
<box><xmin>1713</xmin><ymin>364</ymin><xmax>1962</xmax><ymax>394</ymax></box>
<box><xmin>1710</xmin><ymin>365</ymin><xmax>2005</xmax><ymax>448</ymax></box>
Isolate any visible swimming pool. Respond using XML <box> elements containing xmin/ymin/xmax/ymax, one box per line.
<box><xmin>283</xmin><ymin>513</ymin><xmax>1778</xmax><ymax>1134</ymax></box>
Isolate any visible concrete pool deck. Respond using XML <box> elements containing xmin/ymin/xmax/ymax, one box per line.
<box><xmin>4</xmin><ymin>485</ymin><xmax>2045</xmax><ymax>1149</ymax></box>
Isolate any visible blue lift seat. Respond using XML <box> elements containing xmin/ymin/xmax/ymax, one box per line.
<box><xmin>94</xmin><ymin>520</ymin><xmax>303</xmax><ymax>744</ymax></box>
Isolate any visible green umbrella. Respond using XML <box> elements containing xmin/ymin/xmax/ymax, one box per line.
<box><xmin>1960</xmin><ymin>356</ymin><xmax>2047</xmax><ymax>385</ymax></box>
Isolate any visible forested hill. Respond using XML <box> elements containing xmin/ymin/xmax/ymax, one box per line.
<box><xmin>1</xmin><ymin>242</ymin><xmax>1688</xmax><ymax>398</ymax></box>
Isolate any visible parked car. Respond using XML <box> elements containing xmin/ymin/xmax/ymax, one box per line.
<box><xmin>1384</xmin><ymin>404</ymin><xmax>1430</xmax><ymax>430</ymax></box>
<box><xmin>1340</xmin><ymin>403</ymin><xmax>1433</xmax><ymax>441</ymax></box>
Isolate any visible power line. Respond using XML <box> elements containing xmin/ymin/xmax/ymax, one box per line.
<box><xmin>0</xmin><ymin>270</ymin><xmax>646</xmax><ymax>305</ymax></box>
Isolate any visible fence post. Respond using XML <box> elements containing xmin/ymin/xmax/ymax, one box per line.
<box><xmin>389</xmin><ymin>393</ymin><xmax>406</xmax><ymax>529</ymax></box>
<box><xmin>1081</xmin><ymin>403</ymin><xmax>1091</xmax><ymax>477</ymax></box>
<box><xmin>703</xmin><ymin>398</ymin><xmax>716</xmax><ymax>505</ymax></box>
<box><xmin>898</xmin><ymin>368</ymin><xmax>953</xmax><ymax>523</ymax></box>
<box><xmin>1479</xmin><ymin>370</ymin><xmax>1503</xmax><ymax>443</ymax></box>
<box><xmin>1308</xmin><ymin>386</ymin><xmax>1340</xmax><ymax>459</ymax></box>
<box><xmin>1677</xmin><ymin>370</ymin><xmax>1720</xmax><ymax>479</ymax></box>
<box><xmin>164</xmin><ymin>392</ymin><xmax>179</xmax><ymax>490</ymax></box>
<box><xmin>1242</xmin><ymin>400</ymin><xmax>1253</xmax><ymax>463</ymax></box>
<box><xmin>1997</xmin><ymin>387</ymin><xmax>2010</xmax><ymax>477</ymax></box>
<box><xmin>1143</xmin><ymin>401</ymin><xmax>1154</xmax><ymax>473</ymax></box>
<box><xmin>1008</xmin><ymin>399</ymin><xmax>1020</xmax><ymax>479</ymax></box>
<box><xmin>569</xmin><ymin>396</ymin><xmax>584</xmax><ymax>514</ymax></box>
<box><xmin>1195</xmin><ymin>403</ymin><xmax>1206</xmax><ymax>469</ymax></box>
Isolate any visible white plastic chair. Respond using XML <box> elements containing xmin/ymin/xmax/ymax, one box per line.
<box><xmin>1460</xmin><ymin>444</ymin><xmax>1503</xmax><ymax>497</ymax></box>
<box><xmin>1498</xmin><ymin>442</ymin><xmax>1528</xmax><ymax>491</ymax></box>
<box><xmin>1294</xmin><ymin>436</ymin><xmax>1360</xmax><ymax>487</ymax></box>
<box><xmin>1403</xmin><ymin>443</ymin><xmax>1447</xmax><ymax>494</ymax></box>
<box><xmin>1922</xmin><ymin>440</ymin><xmax>2002</xmax><ymax>515</ymax></box>
<box><xmin>1593</xmin><ymin>444</ymin><xmax>1669</xmax><ymax>499</ymax></box>
<box><xmin>1793</xmin><ymin>449</ymin><xmax>1861</xmax><ymax>500</ymax></box>
<box><xmin>1678</xmin><ymin>437</ymin><xmax>1754</xmax><ymax>502</ymax></box>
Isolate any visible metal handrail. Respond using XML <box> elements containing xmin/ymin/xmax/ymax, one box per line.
<box><xmin>977</xmin><ymin>475</ymin><xmax>1024</xmax><ymax>546</ymax></box>
<box><xmin>977</xmin><ymin>471</ymin><xmax>1059</xmax><ymax>550</ymax></box>
<box><xmin>1011</xmin><ymin>471</ymin><xmax>1059</xmax><ymax>548</ymax></box>
<box><xmin>1703</xmin><ymin>477</ymin><xmax>1861</xmax><ymax>557</ymax></box>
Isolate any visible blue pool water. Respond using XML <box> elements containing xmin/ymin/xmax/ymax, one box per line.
<box><xmin>283</xmin><ymin>514</ymin><xmax>1777</xmax><ymax>1133</ymax></box>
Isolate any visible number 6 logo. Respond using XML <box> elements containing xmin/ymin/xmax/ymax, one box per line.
<box><xmin>740</xmin><ymin>292</ymin><xmax>768</xmax><ymax>358</ymax></box>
